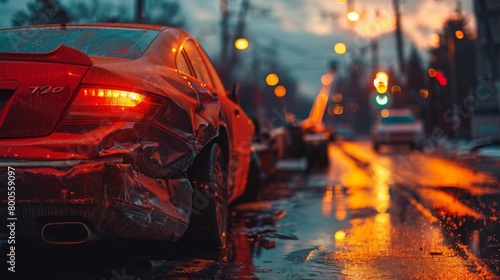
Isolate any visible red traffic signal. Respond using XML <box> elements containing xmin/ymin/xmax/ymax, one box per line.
<box><xmin>435</xmin><ymin>71</ymin><xmax>447</xmax><ymax>86</ymax></box>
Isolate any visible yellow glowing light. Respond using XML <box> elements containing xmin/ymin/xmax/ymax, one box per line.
<box><xmin>375</xmin><ymin>71</ymin><xmax>389</xmax><ymax>82</ymax></box>
<box><xmin>431</xmin><ymin>34</ymin><xmax>440</xmax><ymax>44</ymax></box>
<box><xmin>274</xmin><ymin>85</ymin><xmax>286</xmax><ymax>97</ymax></box>
<box><xmin>455</xmin><ymin>30</ymin><xmax>464</xmax><ymax>40</ymax></box>
<box><xmin>346</xmin><ymin>11</ymin><xmax>360</xmax><ymax>22</ymax></box>
<box><xmin>381</xmin><ymin>109</ymin><xmax>390</xmax><ymax>118</ymax></box>
<box><xmin>335</xmin><ymin>230</ymin><xmax>347</xmax><ymax>240</ymax></box>
<box><xmin>420</xmin><ymin>88</ymin><xmax>429</xmax><ymax>99</ymax></box>
<box><xmin>336</xmin><ymin>0</ymin><xmax>346</xmax><ymax>3</ymax></box>
<box><xmin>321</xmin><ymin>74</ymin><xmax>333</xmax><ymax>85</ymax></box>
<box><xmin>334</xmin><ymin>43</ymin><xmax>347</xmax><ymax>55</ymax></box>
<box><xmin>374</xmin><ymin>78</ymin><xmax>388</xmax><ymax>94</ymax></box>
<box><xmin>266</xmin><ymin>73</ymin><xmax>279</xmax><ymax>86</ymax></box>
<box><xmin>428</xmin><ymin>68</ymin><xmax>437</xmax><ymax>78</ymax></box>
<box><xmin>333</xmin><ymin>92</ymin><xmax>343</xmax><ymax>103</ymax></box>
<box><xmin>327</xmin><ymin>105</ymin><xmax>335</xmax><ymax>116</ymax></box>
<box><xmin>234</xmin><ymin>38</ymin><xmax>249</xmax><ymax>50</ymax></box>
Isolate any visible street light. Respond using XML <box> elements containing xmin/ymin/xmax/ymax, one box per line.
<box><xmin>334</xmin><ymin>43</ymin><xmax>347</xmax><ymax>55</ymax></box>
<box><xmin>274</xmin><ymin>85</ymin><xmax>286</xmax><ymax>97</ymax></box>
<box><xmin>266</xmin><ymin>73</ymin><xmax>279</xmax><ymax>86</ymax></box>
<box><xmin>234</xmin><ymin>38</ymin><xmax>249</xmax><ymax>50</ymax></box>
<box><xmin>346</xmin><ymin>11</ymin><xmax>360</xmax><ymax>22</ymax></box>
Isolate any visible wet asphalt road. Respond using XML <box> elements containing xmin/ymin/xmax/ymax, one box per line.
<box><xmin>1</xmin><ymin>139</ymin><xmax>499</xmax><ymax>279</ymax></box>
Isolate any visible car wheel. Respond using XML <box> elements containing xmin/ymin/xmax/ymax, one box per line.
<box><xmin>240</xmin><ymin>151</ymin><xmax>262</xmax><ymax>202</ymax></box>
<box><xmin>373</xmin><ymin>142</ymin><xmax>380</xmax><ymax>152</ymax></box>
<box><xmin>187</xmin><ymin>142</ymin><xmax>228</xmax><ymax>249</ymax></box>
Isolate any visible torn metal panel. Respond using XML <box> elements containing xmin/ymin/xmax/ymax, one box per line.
<box><xmin>0</xmin><ymin>162</ymin><xmax>192</xmax><ymax>241</ymax></box>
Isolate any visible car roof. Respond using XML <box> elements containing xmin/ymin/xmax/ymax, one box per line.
<box><xmin>2</xmin><ymin>23</ymin><xmax>169</xmax><ymax>31</ymax></box>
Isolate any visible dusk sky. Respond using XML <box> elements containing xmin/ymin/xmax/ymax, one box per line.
<box><xmin>0</xmin><ymin>0</ymin><xmax>476</xmax><ymax>98</ymax></box>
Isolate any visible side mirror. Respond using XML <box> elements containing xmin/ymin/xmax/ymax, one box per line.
<box><xmin>228</xmin><ymin>83</ymin><xmax>240</xmax><ymax>104</ymax></box>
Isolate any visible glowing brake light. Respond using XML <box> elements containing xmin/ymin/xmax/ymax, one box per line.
<box><xmin>79</xmin><ymin>88</ymin><xmax>145</xmax><ymax>107</ymax></box>
<box><xmin>63</xmin><ymin>87</ymin><xmax>163</xmax><ymax>121</ymax></box>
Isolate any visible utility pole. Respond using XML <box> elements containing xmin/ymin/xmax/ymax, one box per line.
<box><xmin>393</xmin><ymin>0</ymin><xmax>405</xmax><ymax>74</ymax></box>
<box><xmin>227</xmin><ymin>0</ymin><xmax>250</xmax><ymax>73</ymax></box>
<box><xmin>479</xmin><ymin>0</ymin><xmax>498</xmax><ymax>80</ymax></box>
<box><xmin>136</xmin><ymin>0</ymin><xmax>144</xmax><ymax>23</ymax></box>
<box><xmin>220</xmin><ymin>0</ymin><xmax>229</xmax><ymax>70</ymax></box>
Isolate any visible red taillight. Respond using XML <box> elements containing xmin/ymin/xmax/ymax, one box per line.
<box><xmin>78</xmin><ymin>88</ymin><xmax>145</xmax><ymax>107</ymax></box>
<box><xmin>63</xmin><ymin>87</ymin><xmax>163</xmax><ymax>121</ymax></box>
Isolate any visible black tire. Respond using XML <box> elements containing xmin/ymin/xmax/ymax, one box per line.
<box><xmin>373</xmin><ymin>142</ymin><xmax>380</xmax><ymax>152</ymax></box>
<box><xmin>186</xmin><ymin>142</ymin><xmax>228</xmax><ymax>249</ymax></box>
<box><xmin>240</xmin><ymin>151</ymin><xmax>262</xmax><ymax>202</ymax></box>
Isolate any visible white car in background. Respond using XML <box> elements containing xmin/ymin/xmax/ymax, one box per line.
<box><xmin>371</xmin><ymin>109</ymin><xmax>424</xmax><ymax>152</ymax></box>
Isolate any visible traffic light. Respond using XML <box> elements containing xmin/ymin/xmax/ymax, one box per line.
<box><xmin>373</xmin><ymin>71</ymin><xmax>389</xmax><ymax>106</ymax></box>
<box><xmin>373</xmin><ymin>71</ymin><xmax>388</xmax><ymax>94</ymax></box>
<box><xmin>435</xmin><ymin>71</ymin><xmax>447</xmax><ymax>86</ymax></box>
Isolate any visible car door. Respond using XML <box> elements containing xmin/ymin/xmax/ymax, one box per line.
<box><xmin>179</xmin><ymin>39</ymin><xmax>254</xmax><ymax>201</ymax></box>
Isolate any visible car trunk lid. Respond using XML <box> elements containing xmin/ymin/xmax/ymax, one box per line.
<box><xmin>0</xmin><ymin>45</ymin><xmax>92</xmax><ymax>138</ymax></box>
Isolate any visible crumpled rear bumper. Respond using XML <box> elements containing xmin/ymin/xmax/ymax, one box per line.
<box><xmin>0</xmin><ymin>161</ymin><xmax>192</xmax><ymax>241</ymax></box>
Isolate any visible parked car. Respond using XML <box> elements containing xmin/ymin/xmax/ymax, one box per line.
<box><xmin>0</xmin><ymin>23</ymin><xmax>258</xmax><ymax>248</ymax></box>
<box><xmin>371</xmin><ymin>109</ymin><xmax>424</xmax><ymax>152</ymax></box>
<box><xmin>302</xmin><ymin>123</ymin><xmax>330</xmax><ymax>170</ymax></box>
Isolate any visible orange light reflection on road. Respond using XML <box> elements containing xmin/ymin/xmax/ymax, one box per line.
<box><xmin>334</xmin><ymin>184</ymin><xmax>347</xmax><ymax>221</ymax></box>
<box><xmin>371</xmin><ymin>162</ymin><xmax>392</xmax><ymax>213</ymax></box>
<box><xmin>418</xmin><ymin>157</ymin><xmax>497</xmax><ymax>191</ymax></box>
<box><xmin>335</xmin><ymin>230</ymin><xmax>346</xmax><ymax>240</ymax></box>
<box><xmin>322</xmin><ymin>185</ymin><xmax>333</xmax><ymax>217</ymax></box>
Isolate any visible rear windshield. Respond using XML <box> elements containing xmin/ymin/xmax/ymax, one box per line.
<box><xmin>0</xmin><ymin>27</ymin><xmax>159</xmax><ymax>59</ymax></box>
<box><xmin>381</xmin><ymin>116</ymin><xmax>415</xmax><ymax>124</ymax></box>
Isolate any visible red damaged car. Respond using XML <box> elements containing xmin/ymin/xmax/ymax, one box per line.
<box><xmin>0</xmin><ymin>24</ymin><xmax>257</xmax><ymax>248</ymax></box>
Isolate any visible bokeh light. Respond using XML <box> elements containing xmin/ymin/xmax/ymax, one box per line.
<box><xmin>376</xmin><ymin>95</ymin><xmax>388</xmax><ymax>105</ymax></box>
<box><xmin>321</xmin><ymin>74</ymin><xmax>333</xmax><ymax>85</ymax></box>
<box><xmin>234</xmin><ymin>38</ymin><xmax>249</xmax><ymax>50</ymax></box>
<box><xmin>335</xmin><ymin>230</ymin><xmax>347</xmax><ymax>240</ymax></box>
<box><xmin>381</xmin><ymin>109</ymin><xmax>390</xmax><ymax>118</ymax></box>
<box><xmin>428</xmin><ymin>68</ymin><xmax>437</xmax><ymax>78</ymax></box>
<box><xmin>391</xmin><ymin>85</ymin><xmax>401</xmax><ymax>95</ymax></box>
<box><xmin>334</xmin><ymin>43</ymin><xmax>347</xmax><ymax>55</ymax></box>
<box><xmin>420</xmin><ymin>88</ymin><xmax>429</xmax><ymax>99</ymax></box>
<box><xmin>334</xmin><ymin>104</ymin><xmax>344</xmax><ymax>115</ymax></box>
<box><xmin>274</xmin><ymin>85</ymin><xmax>286</xmax><ymax>97</ymax></box>
<box><xmin>455</xmin><ymin>30</ymin><xmax>464</xmax><ymax>40</ymax></box>
<box><xmin>431</xmin><ymin>34</ymin><xmax>440</xmax><ymax>44</ymax></box>
<box><xmin>266</xmin><ymin>73</ymin><xmax>279</xmax><ymax>86</ymax></box>
<box><xmin>333</xmin><ymin>92</ymin><xmax>343</xmax><ymax>103</ymax></box>
<box><xmin>346</xmin><ymin>11</ymin><xmax>360</xmax><ymax>22</ymax></box>
<box><xmin>375</xmin><ymin>71</ymin><xmax>389</xmax><ymax>82</ymax></box>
